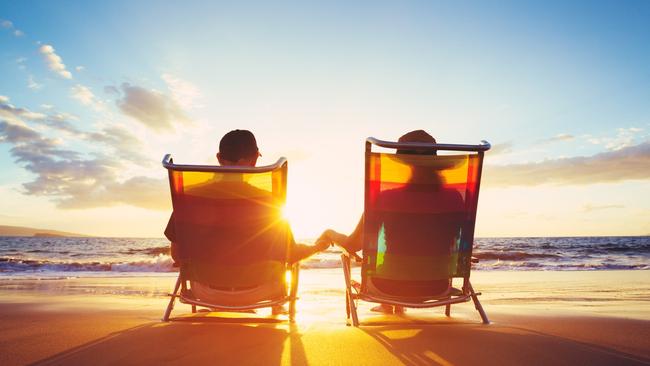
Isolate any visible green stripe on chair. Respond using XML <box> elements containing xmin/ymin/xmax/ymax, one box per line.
<box><xmin>366</xmin><ymin>253</ymin><xmax>458</xmax><ymax>281</ymax></box>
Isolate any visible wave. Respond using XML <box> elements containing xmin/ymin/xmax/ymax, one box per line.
<box><xmin>0</xmin><ymin>254</ymin><xmax>353</xmax><ymax>273</ymax></box>
<box><xmin>476</xmin><ymin>262</ymin><xmax>650</xmax><ymax>271</ymax></box>
<box><xmin>0</xmin><ymin>255</ymin><xmax>175</xmax><ymax>273</ymax></box>
<box><xmin>474</xmin><ymin>252</ymin><xmax>562</xmax><ymax>261</ymax></box>
<box><xmin>120</xmin><ymin>246</ymin><xmax>171</xmax><ymax>256</ymax></box>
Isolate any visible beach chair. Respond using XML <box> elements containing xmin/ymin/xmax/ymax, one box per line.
<box><xmin>341</xmin><ymin>137</ymin><xmax>491</xmax><ymax>326</ymax></box>
<box><xmin>161</xmin><ymin>155</ymin><xmax>299</xmax><ymax>322</ymax></box>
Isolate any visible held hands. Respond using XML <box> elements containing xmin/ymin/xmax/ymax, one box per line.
<box><xmin>314</xmin><ymin>231</ymin><xmax>334</xmax><ymax>251</ymax></box>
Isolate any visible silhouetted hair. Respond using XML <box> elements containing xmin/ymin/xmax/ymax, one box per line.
<box><xmin>219</xmin><ymin>129</ymin><xmax>259</xmax><ymax>161</ymax></box>
<box><xmin>396</xmin><ymin>129</ymin><xmax>437</xmax><ymax>155</ymax></box>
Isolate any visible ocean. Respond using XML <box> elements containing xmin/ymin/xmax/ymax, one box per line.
<box><xmin>0</xmin><ymin>236</ymin><xmax>648</xmax><ymax>278</ymax></box>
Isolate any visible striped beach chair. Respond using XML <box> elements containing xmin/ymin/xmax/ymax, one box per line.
<box><xmin>162</xmin><ymin>155</ymin><xmax>299</xmax><ymax>322</ymax></box>
<box><xmin>342</xmin><ymin>137</ymin><xmax>490</xmax><ymax>326</ymax></box>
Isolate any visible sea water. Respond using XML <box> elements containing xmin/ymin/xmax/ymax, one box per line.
<box><xmin>0</xmin><ymin>236</ymin><xmax>648</xmax><ymax>278</ymax></box>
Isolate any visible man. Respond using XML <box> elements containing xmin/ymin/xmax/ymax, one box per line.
<box><xmin>166</xmin><ymin>129</ymin><xmax>330</xmax><ymax>263</ymax></box>
<box><xmin>165</xmin><ymin>129</ymin><xmax>330</xmax><ymax>309</ymax></box>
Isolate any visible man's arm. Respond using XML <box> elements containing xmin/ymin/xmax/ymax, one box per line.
<box><xmin>289</xmin><ymin>240</ymin><xmax>330</xmax><ymax>263</ymax></box>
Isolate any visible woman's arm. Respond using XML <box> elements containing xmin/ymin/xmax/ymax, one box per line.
<box><xmin>323</xmin><ymin>215</ymin><xmax>364</xmax><ymax>253</ymax></box>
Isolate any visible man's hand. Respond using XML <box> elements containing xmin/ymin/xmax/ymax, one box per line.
<box><xmin>314</xmin><ymin>232</ymin><xmax>333</xmax><ymax>251</ymax></box>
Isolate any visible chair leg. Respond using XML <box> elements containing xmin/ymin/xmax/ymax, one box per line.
<box><xmin>345</xmin><ymin>293</ymin><xmax>351</xmax><ymax>319</ymax></box>
<box><xmin>162</xmin><ymin>275</ymin><xmax>182</xmax><ymax>322</ymax></box>
<box><xmin>191</xmin><ymin>305</ymin><xmax>197</xmax><ymax>313</ymax></box>
<box><xmin>445</xmin><ymin>304</ymin><xmax>451</xmax><ymax>317</ymax></box>
<box><xmin>341</xmin><ymin>254</ymin><xmax>359</xmax><ymax>326</ymax></box>
<box><xmin>289</xmin><ymin>263</ymin><xmax>299</xmax><ymax>323</ymax></box>
<box><xmin>468</xmin><ymin>281</ymin><xmax>489</xmax><ymax>324</ymax></box>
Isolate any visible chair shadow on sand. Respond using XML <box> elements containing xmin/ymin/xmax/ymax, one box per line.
<box><xmin>34</xmin><ymin>315</ymin><xmax>308</xmax><ymax>365</ymax></box>
<box><xmin>33</xmin><ymin>312</ymin><xmax>648</xmax><ymax>365</ymax></box>
<box><xmin>358</xmin><ymin>315</ymin><xmax>649</xmax><ymax>366</ymax></box>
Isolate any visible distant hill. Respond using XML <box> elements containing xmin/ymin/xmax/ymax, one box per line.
<box><xmin>0</xmin><ymin>225</ymin><xmax>90</xmax><ymax>237</ymax></box>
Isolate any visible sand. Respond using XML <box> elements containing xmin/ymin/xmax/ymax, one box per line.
<box><xmin>0</xmin><ymin>270</ymin><xmax>648</xmax><ymax>365</ymax></box>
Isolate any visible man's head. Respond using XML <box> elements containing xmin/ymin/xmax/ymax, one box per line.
<box><xmin>217</xmin><ymin>129</ymin><xmax>260</xmax><ymax>166</ymax></box>
<box><xmin>397</xmin><ymin>129</ymin><xmax>437</xmax><ymax>155</ymax></box>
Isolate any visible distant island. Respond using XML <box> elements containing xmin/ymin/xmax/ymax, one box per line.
<box><xmin>0</xmin><ymin>225</ymin><xmax>90</xmax><ymax>237</ymax></box>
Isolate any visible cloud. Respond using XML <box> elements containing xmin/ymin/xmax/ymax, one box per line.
<box><xmin>70</xmin><ymin>84</ymin><xmax>103</xmax><ymax>110</ymax></box>
<box><xmin>57</xmin><ymin>176</ymin><xmax>169</xmax><ymax>210</ymax></box>
<box><xmin>16</xmin><ymin>57</ymin><xmax>27</xmax><ymax>70</ymax></box>
<box><xmin>1</xmin><ymin>95</ymin><xmax>143</xmax><ymax>161</ymax></box>
<box><xmin>27</xmin><ymin>75</ymin><xmax>43</xmax><ymax>90</ymax></box>
<box><xmin>0</xmin><ymin>96</ymin><xmax>47</xmax><ymax>122</ymax></box>
<box><xmin>116</xmin><ymin>83</ymin><xmax>190</xmax><ymax>131</ymax></box>
<box><xmin>484</xmin><ymin>141</ymin><xmax>650</xmax><ymax>187</ymax></box>
<box><xmin>75</xmin><ymin>66</ymin><xmax>85</xmax><ymax>72</ymax></box>
<box><xmin>1</xmin><ymin>96</ymin><xmax>165</xmax><ymax>209</ymax></box>
<box><xmin>1</xmin><ymin>96</ymin><xmax>79</xmax><ymax>134</ymax></box>
<box><xmin>71</xmin><ymin>84</ymin><xmax>94</xmax><ymax>104</ymax></box>
<box><xmin>587</xmin><ymin>127</ymin><xmax>645</xmax><ymax>151</ymax></box>
<box><xmin>1</xmin><ymin>19</ymin><xmax>25</xmax><ymax>37</ymax></box>
<box><xmin>161</xmin><ymin>73</ymin><xmax>202</xmax><ymax>109</ymax></box>
<box><xmin>582</xmin><ymin>204</ymin><xmax>624</xmax><ymax>213</ymax></box>
<box><xmin>44</xmin><ymin>113</ymin><xmax>83</xmax><ymax>135</ymax></box>
<box><xmin>537</xmin><ymin>133</ymin><xmax>575</xmax><ymax>145</ymax></box>
<box><xmin>104</xmin><ymin>85</ymin><xmax>120</xmax><ymax>95</ymax></box>
<box><xmin>488</xmin><ymin>141</ymin><xmax>513</xmax><ymax>156</ymax></box>
<box><xmin>38</xmin><ymin>44</ymin><xmax>72</xmax><ymax>79</ymax></box>
<box><xmin>87</xmin><ymin>126</ymin><xmax>149</xmax><ymax>164</ymax></box>
<box><xmin>0</xmin><ymin>119</ymin><xmax>168</xmax><ymax>210</ymax></box>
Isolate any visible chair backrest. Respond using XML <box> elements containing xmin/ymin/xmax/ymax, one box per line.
<box><xmin>163</xmin><ymin>155</ymin><xmax>290</xmax><ymax>288</ymax></box>
<box><xmin>361</xmin><ymin>138</ymin><xmax>489</xmax><ymax>298</ymax></box>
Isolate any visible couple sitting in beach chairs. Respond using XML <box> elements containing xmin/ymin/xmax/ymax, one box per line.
<box><xmin>162</xmin><ymin>129</ymin><xmax>490</xmax><ymax>326</ymax></box>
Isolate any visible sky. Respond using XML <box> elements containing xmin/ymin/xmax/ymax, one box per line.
<box><xmin>0</xmin><ymin>0</ymin><xmax>649</xmax><ymax>238</ymax></box>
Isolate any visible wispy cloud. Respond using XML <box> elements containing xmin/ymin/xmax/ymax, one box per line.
<box><xmin>582</xmin><ymin>204</ymin><xmax>624</xmax><ymax>212</ymax></box>
<box><xmin>38</xmin><ymin>44</ymin><xmax>72</xmax><ymax>79</ymax></box>
<box><xmin>161</xmin><ymin>73</ymin><xmax>202</xmax><ymax>109</ymax></box>
<box><xmin>484</xmin><ymin>141</ymin><xmax>650</xmax><ymax>186</ymax></box>
<box><xmin>488</xmin><ymin>141</ymin><xmax>513</xmax><ymax>156</ymax></box>
<box><xmin>537</xmin><ymin>133</ymin><xmax>575</xmax><ymax>145</ymax></box>
<box><xmin>87</xmin><ymin>126</ymin><xmax>149</xmax><ymax>164</ymax></box>
<box><xmin>0</xmin><ymin>95</ymin><xmax>47</xmax><ymax>122</ymax></box>
<box><xmin>70</xmin><ymin>85</ymin><xmax>94</xmax><ymax>104</ymax></box>
<box><xmin>1</xmin><ymin>19</ymin><xmax>25</xmax><ymax>37</ymax></box>
<box><xmin>16</xmin><ymin>57</ymin><xmax>27</xmax><ymax>70</ymax></box>
<box><xmin>27</xmin><ymin>75</ymin><xmax>43</xmax><ymax>90</ymax></box>
<box><xmin>70</xmin><ymin>84</ymin><xmax>103</xmax><ymax>110</ymax></box>
<box><xmin>115</xmin><ymin>83</ymin><xmax>190</xmax><ymax>131</ymax></box>
<box><xmin>587</xmin><ymin>127</ymin><xmax>645</xmax><ymax>151</ymax></box>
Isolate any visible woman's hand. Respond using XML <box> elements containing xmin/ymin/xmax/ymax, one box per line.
<box><xmin>314</xmin><ymin>231</ymin><xmax>333</xmax><ymax>250</ymax></box>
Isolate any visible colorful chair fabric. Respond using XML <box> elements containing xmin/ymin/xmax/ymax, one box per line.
<box><xmin>342</xmin><ymin>137</ymin><xmax>490</xmax><ymax>326</ymax></box>
<box><xmin>161</xmin><ymin>155</ymin><xmax>299</xmax><ymax>322</ymax></box>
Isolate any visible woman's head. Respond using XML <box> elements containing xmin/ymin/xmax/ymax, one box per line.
<box><xmin>396</xmin><ymin>130</ymin><xmax>437</xmax><ymax>155</ymax></box>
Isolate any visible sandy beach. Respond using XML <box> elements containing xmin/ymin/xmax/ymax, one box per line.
<box><xmin>0</xmin><ymin>269</ymin><xmax>648</xmax><ymax>365</ymax></box>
